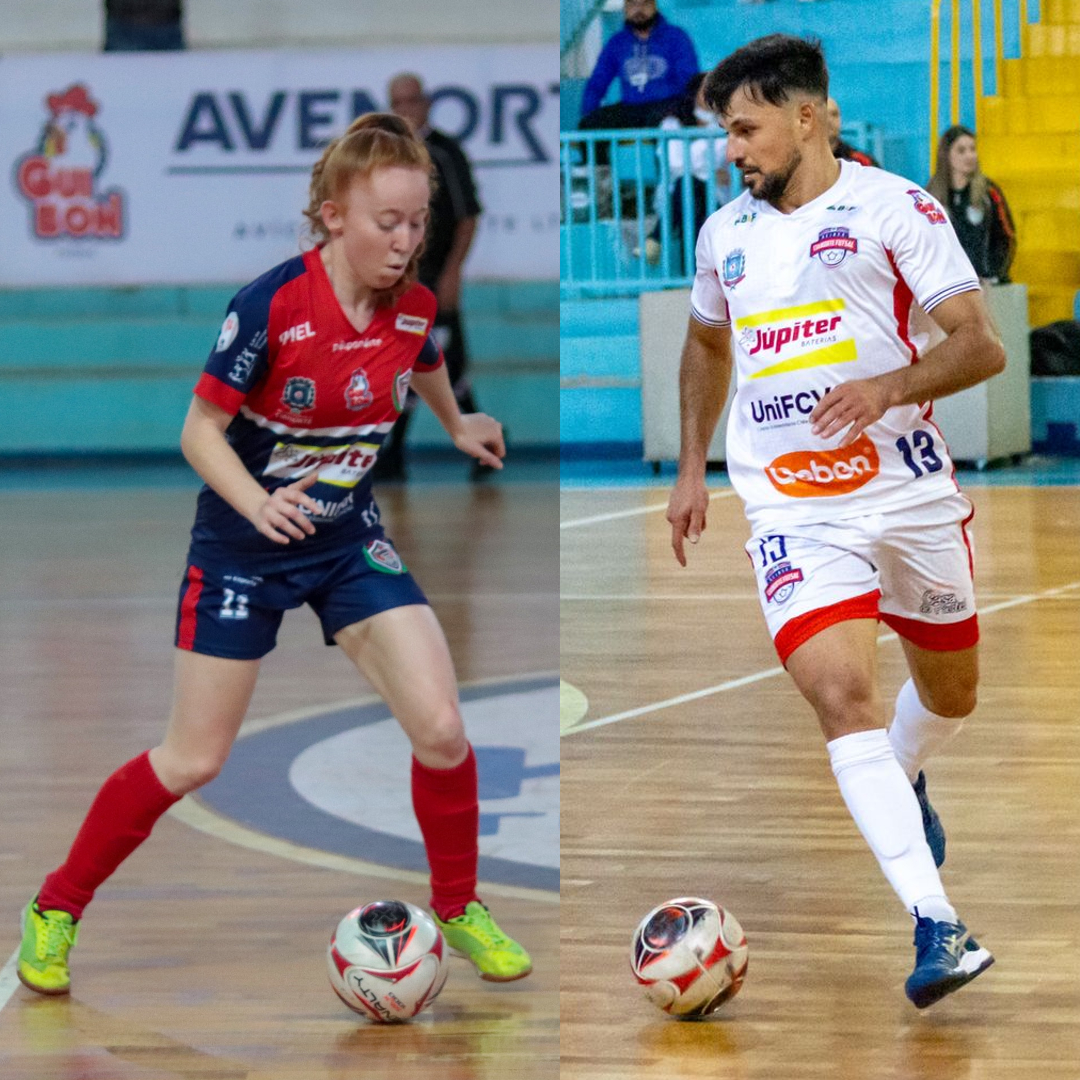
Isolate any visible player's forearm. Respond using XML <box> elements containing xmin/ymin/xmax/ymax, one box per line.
<box><xmin>410</xmin><ymin>365</ymin><xmax>465</xmax><ymax>438</ymax></box>
<box><xmin>878</xmin><ymin>320</ymin><xmax>1006</xmax><ymax>408</ymax></box>
<box><xmin>443</xmin><ymin>217</ymin><xmax>478</xmax><ymax>273</ymax></box>
<box><xmin>180</xmin><ymin>405</ymin><xmax>270</xmax><ymax>523</ymax></box>
<box><xmin>678</xmin><ymin>326</ymin><xmax>732</xmax><ymax>477</ymax></box>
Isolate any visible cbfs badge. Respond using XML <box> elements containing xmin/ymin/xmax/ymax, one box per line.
<box><xmin>810</xmin><ymin>227</ymin><xmax>858</xmax><ymax>267</ymax></box>
<box><xmin>764</xmin><ymin>561</ymin><xmax>804</xmax><ymax>604</ymax></box>
<box><xmin>722</xmin><ymin>248</ymin><xmax>746</xmax><ymax>288</ymax></box>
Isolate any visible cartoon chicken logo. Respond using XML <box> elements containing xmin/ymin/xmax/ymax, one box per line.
<box><xmin>15</xmin><ymin>83</ymin><xmax>126</xmax><ymax>240</ymax></box>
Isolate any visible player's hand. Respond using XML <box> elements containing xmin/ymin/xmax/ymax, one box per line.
<box><xmin>250</xmin><ymin>472</ymin><xmax>321</xmax><ymax>544</ymax></box>
<box><xmin>809</xmin><ymin>378</ymin><xmax>894</xmax><ymax>446</ymax></box>
<box><xmin>666</xmin><ymin>473</ymin><xmax>710</xmax><ymax>567</ymax></box>
<box><xmin>452</xmin><ymin>413</ymin><xmax>505</xmax><ymax>470</ymax></box>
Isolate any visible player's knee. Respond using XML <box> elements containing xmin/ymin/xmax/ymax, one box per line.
<box><xmin>410</xmin><ymin>701</ymin><xmax>468</xmax><ymax>766</ymax></box>
<box><xmin>812</xmin><ymin>679</ymin><xmax>877</xmax><ymax>734</ymax></box>
<box><xmin>154</xmin><ymin>747</ymin><xmax>227</xmax><ymax>795</ymax></box>
<box><xmin>923</xmin><ymin>683</ymin><xmax>977</xmax><ymax>719</ymax></box>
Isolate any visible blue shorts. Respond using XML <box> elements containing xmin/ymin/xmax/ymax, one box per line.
<box><xmin>174</xmin><ymin>535</ymin><xmax>428</xmax><ymax>660</ymax></box>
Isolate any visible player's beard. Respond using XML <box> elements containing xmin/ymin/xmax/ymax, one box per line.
<box><xmin>747</xmin><ymin>148</ymin><xmax>802</xmax><ymax>207</ymax></box>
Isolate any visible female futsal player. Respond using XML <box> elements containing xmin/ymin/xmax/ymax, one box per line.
<box><xmin>17</xmin><ymin>113</ymin><xmax>531</xmax><ymax>994</ymax></box>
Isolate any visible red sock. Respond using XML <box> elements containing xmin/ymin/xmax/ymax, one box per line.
<box><xmin>37</xmin><ymin>751</ymin><xmax>180</xmax><ymax>920</ymax></box>
<box><xmin>411</xmin><ymin>744</ymin><xmax>480</xmax><ymax>921</ymax></box>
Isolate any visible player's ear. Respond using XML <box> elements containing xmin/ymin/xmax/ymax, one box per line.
<box><xmin>319</xmin><ymin>198</ymin><xmax>344</xmax><ymax>236</ymax></box>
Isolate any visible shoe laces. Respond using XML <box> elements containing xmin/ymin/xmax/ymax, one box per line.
<box><xmin>912</xmin><ymin>916</ymin><xmax>965</xmax><ymax>960</ymax></box>
<box><xmin>456</xmin><ymin>904</ymin><xmax>510</xmax><ymax>948</ymax></box>
<box><xmin>41</xmin><ymin>912</ymin><xmax>76</xmax><ymax>960</ymax></box>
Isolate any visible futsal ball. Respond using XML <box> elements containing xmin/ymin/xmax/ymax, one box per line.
<box><xmin>630</xmin><ymin>897</ymin><xmax>748</xmax><ymax>1019</ymax></box>
<box><xmin>327</xmin><ymin>900</ymin><xmax>448</xmax><ymax>1023</ymax></box>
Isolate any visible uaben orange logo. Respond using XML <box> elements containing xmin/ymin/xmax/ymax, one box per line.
<box><xmin>14</xmin><ymin>84</ymin><xmax>126</xmax><ymax>240</ymax></box>
<box><xmin>765</xmin><ymin>435</ymin><xmax>881</xmax><ymax>497</ymax></box>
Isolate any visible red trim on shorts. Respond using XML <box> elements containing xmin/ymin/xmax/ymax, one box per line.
<box><xmin>774</xmin><ymin>590</ymin><xmax>881</xmax><ymax>665</ymax></box>
<box><xmin>178</xmin><ymin>564</ymin><xmax>204</xmax><ymax>651</ymax></box>
<box><xmin>194</xmin><ymin>372</ymin><xmax>245</xmax><ymax>415</ymax></box>
<box><xmin>880</xmin><ymin>611</ymin><xmax>979</xmax><ymax>651</ymax></box>
<box><xmin>958</xmin><ymin>502</ymin><xmax>976</xmax><ymax>578</ymax></box>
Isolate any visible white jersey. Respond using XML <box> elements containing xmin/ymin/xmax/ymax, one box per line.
<box><xmin>690</xmin><ymin>160</ymin><xmax>980</xmax><ymax>532</ymax></box>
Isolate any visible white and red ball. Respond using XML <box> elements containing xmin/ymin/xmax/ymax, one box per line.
<box><xmin>630</xmin><ymin>897</ymin><xmax>748</xmax><ymax>1019</ymax></box>
<box><xmin>328</xmin><ymin>900</ymin><xmax>448</xmax><ymax>1023</ymax></box>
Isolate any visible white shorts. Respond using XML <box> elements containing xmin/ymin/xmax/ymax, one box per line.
<box><xmin>745</xmin><ymin>492</ymin><xmax>979</xmax><ymax>665</ymax></box>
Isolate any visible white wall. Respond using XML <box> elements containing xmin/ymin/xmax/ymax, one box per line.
<box><xmin>0</xmin><ymin>0</ymin><xmax>557</xmax><ymax>51</ymax></box>
<box><xmin>0</xmin><ymin>0</ymin><xmax>101</xmax><ymax>51</ymax></box>
<box><xmin>186</xmin><ymin>0</ymin><xmax>558</xmax><ymax>47</ymax></box>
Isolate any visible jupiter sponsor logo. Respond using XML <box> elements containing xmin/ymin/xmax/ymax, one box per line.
<box><xmin>764</xmin><ymin>435</ymin><xmax>880</xmax><ymax>497</ymax></box>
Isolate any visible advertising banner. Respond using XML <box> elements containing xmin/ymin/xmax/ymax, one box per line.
<box><xmin>0</xmin><ymin>45</ymin><xmax>558</xmax><ymax>285</ymax></box>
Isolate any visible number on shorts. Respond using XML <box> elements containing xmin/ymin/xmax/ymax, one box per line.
<box><xmin>757</xmin><ymin>535</ymin><xmax>788</xmax><ymax>568</ymax></box>
<box><xmin>896</xmin><ymin>430</ymin><xmax>944</xmax><ymax>478</ymax></box>
<box><xmin>220</xmin><ymin>588</ymin><xmax>249</xmax><ymax>621</ymax></box>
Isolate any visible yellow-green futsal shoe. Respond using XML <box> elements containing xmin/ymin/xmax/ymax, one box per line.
<box><xmin>18</xmin><ymin>897</ymin><xmax>78</xmax><ymax>995</ymax></box>
<box><xmin>433</xmin><ymin>901</ymin><xmax>532</xmax><ymax>982</ymax></box>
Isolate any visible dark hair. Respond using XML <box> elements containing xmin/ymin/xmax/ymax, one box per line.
<box><xmin>704</xmin><ymin>34</ymin><xmax>829</xmax><ymax>116</ymax></box>
<box><xmin>673</xmin><ymin>72</ymin><xmax>708</xmax><ymax>125</ymax></box>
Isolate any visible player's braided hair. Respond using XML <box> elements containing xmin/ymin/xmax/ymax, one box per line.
<box><xmin>304</xmin><ymin>112</ymin><xmax>435</xmax><ymax>306</ymax></box>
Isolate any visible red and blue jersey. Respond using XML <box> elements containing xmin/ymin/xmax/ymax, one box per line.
<box><xmin>190</xmin><ymin>247</ymin><xmax>443</xmax><ymax>568</ymax></box>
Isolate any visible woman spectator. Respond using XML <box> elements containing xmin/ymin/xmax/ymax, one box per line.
<box><xmin>927</xmin><ymin>125</ymin><xmax>1016</xmax><ymax>283</ymax></box>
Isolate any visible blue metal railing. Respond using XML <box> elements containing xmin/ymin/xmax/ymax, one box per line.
<box><xmin>561</xmin><ymin>127</ymin><xmax>736</xmax><ymax>298</ymax></box>
<box><xmin>560</xmin><ymin>123</ymin><xmax>884</xmax><ymax>299</ymax></box>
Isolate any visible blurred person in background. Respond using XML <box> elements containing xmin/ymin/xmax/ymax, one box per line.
<box><xmin>928</xmin><ymin>125</ymin><xmax>1016</xmax><ymax>284</ymax></box>
<box><xmin>104</xmin><ymin>0</ymin><xmax>184</xmax><ymax>51</ymax></box>
<box><xmin>379</xmin><ymin>72</ymin><xmax>488</xmax><ymax>481</ymax></box>
<box><xmin>578</xmin><ymin>0</ymin><xmax>699</xmax><ymax>131</ymax></box>
<box><xmin>643</xmin><ymin>73</ymin><xmax>729</xmax><ymax>268</ymax></box>
<box><xmin>827</xmin><ymin>97</ymin><xmax>879</xmax><ymax>167</ymax></box>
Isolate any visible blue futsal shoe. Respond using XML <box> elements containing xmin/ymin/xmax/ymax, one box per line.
<box><xmin>913</xmin><ymin>771</ymin><xmax>946</xmax><ymax>868</ymax></box>
<box><xmin>904</xmin><ymin>912</ymin><xmax>994</xmax><ymax>1008</ymax></box>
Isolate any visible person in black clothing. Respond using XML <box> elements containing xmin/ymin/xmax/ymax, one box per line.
<box><xmin>927</xmin><ymin>125</ymin><xmax>1016</xmax><ymax>283</ymax></box>
<box><xmin>378</xmin><ymin>72</ymin><xmax>487</xmax><ymax>481</ymax></box>
<box><xmin>104</xmin><ymin>0</ymin><xmax>184</xmax><ymax>51</ymax></box>
<box><xmin>827</xmin><ymin>98</ymin><xmax>879</xmax><ymax>167</ymax></box>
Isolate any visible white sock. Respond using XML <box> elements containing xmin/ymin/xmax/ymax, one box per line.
<box><xmin>828</xmin><ymin>729</ymin><xmax>956</xmax><ymax>921</ymax></box>
<box><xmin>887</xmin><ymin>678</ymin><xmax>964</xmax><ymax>782</ymax></box>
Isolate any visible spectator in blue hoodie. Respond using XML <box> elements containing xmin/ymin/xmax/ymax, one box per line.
<box><xmin>579</xmin><ymin>0</ymin><xmax>699</xmax><ymax>130</ymax></box>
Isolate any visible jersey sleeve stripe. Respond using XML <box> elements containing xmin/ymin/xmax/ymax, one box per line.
<box><xmin>690</xmin><ymin>305</ymin><xmax>730</xmax><ymax>328</ymax></box>
<box><xmin>194</xmin><ymin>372</ymin><xmax>246</xmax><ymax>415</ymax></box>
<box><xmin>921</xmin><ymin>280</ymin><xmax>981</xmax><ymax>312</ymax></box>
<box><xmin>413</xmin><ymin>335</ymin><xmax>444</xmax><ymax>372</ymax></box>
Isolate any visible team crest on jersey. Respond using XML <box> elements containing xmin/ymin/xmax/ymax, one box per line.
<box><xmin>810</xmin><ymin>227</ymin><xmax>858</xmax><ymax>267</ymax></box>
<box><xmin>392</xmin><ymin>368</ymin><xmax>412</xmax><ymax>413</ymax></box>
<box><xmin>344</xmin><ymin>368</ymin><xmax>374</xmax><ymax>411</ymax></box>
<box><xmin>363</xmin><ymin>539</ymin><xmax>406</xmax><ymax>575</ymax></box>
<box><xmin>906</xmin><ymin>189</ymin><xmax>947</xmax><ymax>225</ymax></box>
<box><xmin>722</xmin><ymin>248</ymin><xmax>746</xmax><ymax>288</ymax></box>
<box><xmin>764</xmin><ymin>560</ymin><xmax>804</xmax><ymax>604</ymax></box>
<box><xmin>395</xmin><ymin>313</ymin><xmax>428</xmax><ymax>336</ymax></box>
<box><xmin>282</xmin><ymin>376</ymin><xmax>316</xmax><ymax>413</ymax></box>
<box><xmin>216</xmin><ymin>311</ymin><xmax>239</xmax><ymax>352</ymax></box>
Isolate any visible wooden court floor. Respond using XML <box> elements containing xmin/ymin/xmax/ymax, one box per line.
<box><xmin>561</xmin><ymin>482</ymin><xmax>1080</xmax><ymax>1080</ymax></box>
<box><xmin>0</xmin><ymin>475</ymin><xmax>558</xmax><ymax>1079</ymax></box>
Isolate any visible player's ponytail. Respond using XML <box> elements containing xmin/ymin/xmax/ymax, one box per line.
<box><xmin>304</xmin><ymin>113</ymin><xmax>435</xmax><ymax>305</ymax></box>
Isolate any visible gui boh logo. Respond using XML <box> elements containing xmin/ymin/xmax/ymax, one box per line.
<box><xmin>14</xmin><ymin>83</ymin><xmax>126</xmax><ymax>240</ymax></box>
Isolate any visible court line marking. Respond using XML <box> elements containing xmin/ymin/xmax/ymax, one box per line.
<box><xmin>562</xmin><ymin>580</ymin><xmax>1080</xmax><ymax>736</ymax></box>
<box><xmin>560</xmin><ymin>488</ymin><xmax>734</xmax><ymax>530</ymax></box>
<box><xmin>0</xmin><ymin>949</ymin><xmax>20</xmax><ymax>1013</ymax></box>
<box><xmin>166</xmin><ymin>670</ymin><xmax>559</xmax><ymax>905</ymax></box>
